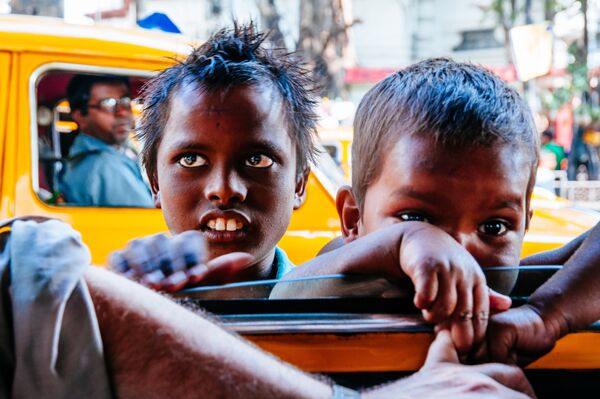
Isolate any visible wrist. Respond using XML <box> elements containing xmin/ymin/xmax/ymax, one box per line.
<box><xmin>524</xmin><ymin>296</ymin><xmax>569</xmax><ymax>341</ymax></box>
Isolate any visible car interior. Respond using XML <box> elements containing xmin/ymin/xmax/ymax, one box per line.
<box><xmin>34</xmin><ymin>70</ymin><xmax>148</xmax><ymax>204</ymax></box>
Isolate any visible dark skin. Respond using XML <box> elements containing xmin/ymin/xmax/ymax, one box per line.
<box><xmin>84</xmin><ymin>266</ymin><xmax>535</xmax><ymax>398</ymax></box>
<box><xmin>282</xmin><ymin>134</ymin><xmax>530</xmax><ymax>353</ymax></box>
<box><xmin>147</xmin><ymin>83</ymin><xmax>307</xmax><ymax>283</ymax></box>
<box><xmin>478</xmin><ymin>222</ymin><xmax>600</xmax><ymax>366</ymax></box>
<box><xmin>72</xmin><ymin>82</ymin><xmax>133</xmax><ymax>146</ymax></box>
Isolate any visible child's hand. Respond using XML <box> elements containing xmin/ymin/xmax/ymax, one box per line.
<box><xmin>109</xmin><ymin>231</ymin><xmax>253</xmax><ymax>292</ymax></box>
<box><xmin>474</xmin><ymin>305</ymin><xmax>560</xmax><ymax>366</ymax></box>
<box><xmin>398</xmin><ymin>222</ymin><xmax>511</xmax><ymax>354</ymax></box>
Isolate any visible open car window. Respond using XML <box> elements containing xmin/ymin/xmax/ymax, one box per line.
<box><xmin>33</xmin><ymin>67</ymin><xmax>153</xmax><ymax>208</ymax></box>
<box><xmin>168</xmin><ymin>265</ymin><xmax>600</xmax><ymax>343</ymax></box>
<box><xmin>173</xmin><ymin>265</ymin><xmax>562</xmax><ymax>301</ymax></box>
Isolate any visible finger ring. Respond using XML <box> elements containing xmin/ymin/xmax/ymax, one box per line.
<box><xmin>477</xmin><ymin>310</ymin><xmax>489</xmax><ymax>321</ymax></box>
<box><xmin>459</xmin><ymin>311</ymin><xmax>473</xmax><ymax>321</ymax></box>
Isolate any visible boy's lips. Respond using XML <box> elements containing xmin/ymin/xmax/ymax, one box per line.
<box><xmin>198</xmin><ymin>210</ymin><xmax>251</xmax><ymax>243</ymax></box>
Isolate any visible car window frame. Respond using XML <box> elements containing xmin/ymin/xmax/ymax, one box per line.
<box><xmin>29</xmin><ymin>62</ymin><xmax>155</xmax><ymax>203</ymax></box>
<box><xmin>0</xmin><ymin>51</ymin><xmax>11</xmax><ymax>209</ymax></box>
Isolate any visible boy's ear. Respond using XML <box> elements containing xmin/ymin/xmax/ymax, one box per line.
<box><xmin>150</xmin><ymin>176</ymin><xmax>161</xmax><ymax>209</ymax></box>
<box><xmin>336</xmin><ymin>185</ymin><xmax>361</xmax><ymax>243</ymax></box>
<box><xmin>153</xmin><ymin>192</ymin><xmax>161</xmax><ymax>209</ymax></box>
<box><xmin>293</xmin><ymin>168</ymin><xmax>310</xmax><ymax>210</ymax></box>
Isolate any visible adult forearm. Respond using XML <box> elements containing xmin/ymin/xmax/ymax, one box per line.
<box><xmin>84</xmin><ymin>267</ymin><xmax>331</xmax><ymax>399</ymax></box>
<box><xmin>520</xmin><ymin>229</ymin><xmax>590</xmax><ymax>266</ymax></box>
<box><xmin>527</xmin><ymin>223</ymin><xmax>600</xmax><ymax>338</ymax></box>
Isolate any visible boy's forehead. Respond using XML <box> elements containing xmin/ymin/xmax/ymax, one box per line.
<box><xmin>171</xmin><ymin>80</ymin><xmax>280</xmax><ymax>109</ymax></box>
<box><xmin>163</xmin><ymin>82</ymin><xmax>297</xmax><ymax>146</ymax></box>
<box><xmin>380</xmin><ymin>134</ymin><xmax>532</xmax><ymax>202</ymax></box>
<box><xmin>159</xmin><ymin>81</ymin><xmax>296</xmax><ymax>153</ymax></box>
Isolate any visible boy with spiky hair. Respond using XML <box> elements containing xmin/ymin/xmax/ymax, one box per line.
<box><xmin>111</xmin><ymin>22</ymin><xmax>319</xmax><ymax>287</ymax></box>
<box><xmin>285</xmin><ymin>58</ymin><xmax>538</xmax><ymax>353</ymax></box>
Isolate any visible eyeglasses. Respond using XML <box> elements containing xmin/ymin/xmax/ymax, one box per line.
<box><xmin>87</xmin><ymin>97</ymin><xmax>132</xmax><ymax>113</ymax></box>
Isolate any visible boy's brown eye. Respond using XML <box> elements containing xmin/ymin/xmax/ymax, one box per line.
<box><xmin>178</xmin><ymin>154</ymin><xmax>207</xmax><ymax>168</ymax></box>
<box><xmin>478</xmin><ymin>221</ymin><xmax>508</xmax><ymax>236</ymax></box>
<box><xmin>246</xmin><ymin>154</ymin><xmax>273</xmax><ymax>168</ymax></box>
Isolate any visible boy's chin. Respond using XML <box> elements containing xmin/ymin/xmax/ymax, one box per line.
<box><xmin>485</xmin><ymin>269</ymin><xmax>518</xmax><ymax>295</ymax></box>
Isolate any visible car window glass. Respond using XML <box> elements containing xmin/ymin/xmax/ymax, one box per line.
<box><xmin>34</xmin><ymin>70</ymin><xmax>153</xmax><ymax>208</ymax></box>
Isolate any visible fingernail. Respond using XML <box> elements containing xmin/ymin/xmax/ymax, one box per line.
<box><xmin>188</xmin><ymin>264</ymin><xmax>208</xmax><ymax>278</ymax></box>
<box><xmin>143</xmin><ymin>270</ymin><xmax>165</xmax><ymax>286</ymax></box>
<box><xmin>166</xmin><ymin>271</ymin><xmax>187</xmax><ymax>287</ymax></box>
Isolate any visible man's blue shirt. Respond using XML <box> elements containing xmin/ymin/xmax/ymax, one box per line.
<box><xmin>59</xmin><ymin>133</ymin><xmax>153</xmax><ymax>207</ymax></box>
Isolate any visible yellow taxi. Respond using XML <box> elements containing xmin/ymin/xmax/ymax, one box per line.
<box><xmin>1</xmin><ymin>16</ymin><xmax>599</xmax><ymax>392</ymax></box>
<box><xmin>1</xmin><ymin>15</ymin><xmax>597</xmax><ymax>266</ymax></box>
<box><xmin>0</xmin><ymin>15</ymin><xmax>340</xmax><ymax>266</ymax></box>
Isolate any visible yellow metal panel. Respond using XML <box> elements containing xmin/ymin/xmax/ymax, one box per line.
<box><xmin>282</xmin><ymin>173</ymin><xmax>340</xmax><ymax>264</ymax></box>
<box><xmin>3</xmin><ymin>15</ymin><xmax>598</xmax><ymax>266</ymax></box>
<box><xmin>0</xmin><ymin>50</ymin><xmax>16</xmax><ymax>219</ymax></box>
<box><xmin>13</xmin><ymin>52</ymin><xmax>172</xmax><ymax>265</ymax></box>
<box><xmin>0</xmin><ymin>52</ymin><xmax>9</xmax><ymax>218</ymax></box>
<box><xmin>246</xmin><ymin>330</ymin><xmax>600</xmax><ymax>372</ymax></box>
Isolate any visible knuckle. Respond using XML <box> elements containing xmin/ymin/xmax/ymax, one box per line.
<box><xmin>420</xmin><ymin>256</ymin><xmax>444</xmax><ymax>274</ymax></box>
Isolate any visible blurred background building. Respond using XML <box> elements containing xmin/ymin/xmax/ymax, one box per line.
<box><xmin>4</xmin><ymin>0</ymin><xmax>600</xmax><ymax>190</ymax></box>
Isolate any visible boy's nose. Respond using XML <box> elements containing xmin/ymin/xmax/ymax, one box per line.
<box><xmin>204</xmin><ymin>168</ymin><xmax>247</xmax><ymax>206</ymax></box>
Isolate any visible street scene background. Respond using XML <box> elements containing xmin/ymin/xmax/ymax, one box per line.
<box><xmin>5</xmin><ymin>0</ymin><xmax>600</xmax><ymax>210</ymax></box>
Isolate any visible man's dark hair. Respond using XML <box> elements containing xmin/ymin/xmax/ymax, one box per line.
<box><xmin>67</xmin><ymin>74</ymin><xmax>130</xmax><ymax>115</ymax></box>
<box><xmin>352</xmin><ymin>57</ymin><xmax>539</xmax><ymax>209</ymax></box>
<box><xmin>138</xmin><ymin>22</ymin><xmax>319</xmax><ymax>187</ymax></box>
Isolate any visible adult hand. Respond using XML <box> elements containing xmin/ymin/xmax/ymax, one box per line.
<box><xmin>109</xmin><ymin>231</ymin><xmax>253</xmax><ymax>292</ymax></box>
<box><xmin>475</xmin><ymin>304</ymin><xmax>560</xmax><ymax>366</ymax></box>
<box><xmin>364</xmin><ymin>330</ymin><xmax>536</xmax><ymax>399</ymax></box>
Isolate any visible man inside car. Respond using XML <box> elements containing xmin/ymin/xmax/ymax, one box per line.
<box><xmin>59</xmin><ymin>74</ymin><xmax>153</xmax><ymax>207</ymax></box>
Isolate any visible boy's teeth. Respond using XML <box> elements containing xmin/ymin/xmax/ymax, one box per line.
<box><xmin>226</xmin><ymin>219</ymin><xmax>237</xmax><ymax>231</ymax></box>
<box><xmin>207</xmin><ymin>218</ymin><xmax>244</xmax><ymax>231</ymax></box>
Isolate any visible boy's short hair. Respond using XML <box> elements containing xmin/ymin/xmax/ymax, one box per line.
<box><xmin>67</xmin><ymin>74</ymin><xmax>130</xmax><ymax>115</ymax></box>
<box><xmin>138</xmin><ymin>22</ymin><xmax>319</xmax><ymax>186</ymax></box>
<box><xmin>352</xmin><ymin>57</ymin><xmax>539</xmax><ymax>208</ymax></box>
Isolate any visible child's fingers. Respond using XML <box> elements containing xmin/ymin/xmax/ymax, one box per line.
<box><xmin>489</xmin><ymin>288</ymin><xmax>512</xmax><ymax>311</ymax></box>
<box><xmin>186</xmin><ymin>264</ymin><xmax>210</xmax><ymax>284</ymax></box>
<box><xmin>145</xmin><ymin>233</ymin><xmax>174</xmax><ymax>275</ymax></box>
<box><xmin>170</xmin><ymin>231</ymin><xmax>207</xmax><ymax>273</ymax></box>
<box><xmin>199</xmin><ymin>252</ymin><xmax>255</xmax><ymax>285</ymax></box>
<box><xmin>412</xmin><ymin>267</ymin><xmax>439</xmax><ymax>310</ymax></box>
<box><xmin>472</xmin><ymin>281</ymin><xmax>490</xmax><ymax>349</ymax></box>
<box><xmin>205</xmin><ymin>252</ymin><xmax>254</xmax><ymax>273</ymax></box>
<box><xmin>109</xmin><ymin>251</ymin><xmax>129</xmax><ymax>273</ymax></box>
<box><xmin>450</xmin><ymin>279</ymin><xmax>474</xmax><ymax>354</ymax></box>
<box><xmin>426</xmin><ymin>269</ymin><xmax>456</xmax><ymax>322</ymax></box>
<box><xmin>122</xmin><ymin>238</ymin><xmax>153</xmax><ymax>275</ymax></box>
<box><xmin>141</xmin><ymin>269</ymin><xmax>166</xmax><ymax>288</ymax></box>
<box><xmin>161</xmin><ymin>270</ymin><xmax>190</xmax><ymax>292</ymax></box>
